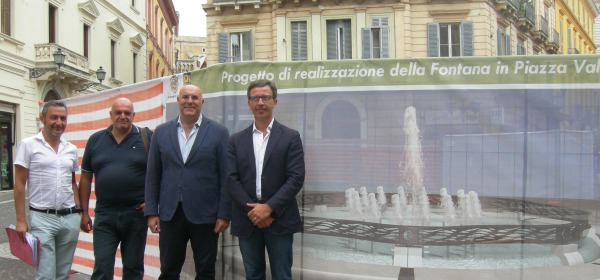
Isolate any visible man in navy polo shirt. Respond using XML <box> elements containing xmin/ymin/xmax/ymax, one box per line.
<box><xmin>79</xmin><ymin>97</ymin><xmax>152</xmax><ymax>280</ymax></box>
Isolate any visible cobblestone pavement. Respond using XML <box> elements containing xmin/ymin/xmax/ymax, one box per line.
<box><xmin>0</xmin><ymin>190</ymin><xmax>89</xmax><ymax>279</ymax></box>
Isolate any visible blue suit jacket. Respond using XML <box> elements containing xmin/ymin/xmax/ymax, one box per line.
<box><xmin>145</xmin><ymin>116</ymin><xmax>231</xmax><ymax>224</ymax></box>
<box><xmin>227</xmin><ymin>120</ymin><xmax>305</xmax><ymax>238</ymax></box>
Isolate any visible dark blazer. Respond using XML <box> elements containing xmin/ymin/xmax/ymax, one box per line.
<box><xmin>145</xmin><ymin>116</ymin><xmax>231</xmax><ymax>224</ymax></box>
<box><xmin>227</xmin><ymin>120</ymin><xmax>305</xmax><ymax>238</ymax></box>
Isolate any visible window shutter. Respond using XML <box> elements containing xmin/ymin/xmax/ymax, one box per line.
<box><xmin>505</xmin><ymin>34</ymin><xmax>511</xmax><ymax>55</ymax></box>
<box><xmin>342</xmin><ymin>20</ymin><xmax>352</xmax><ymax>59</ymax></box>
<box><xmin>381</xmin><ymin>27</ymin><xmax>390</xmax><ymax>58</ymax></box>
<box><xmin>298</xmin><ymin>24</ymin><xmax>307</xmax><ymax>61</ymax></box>
<box><xmin>245</xmin><ymin>31</ymin><xmax>254</xmax><ymax>61</ymax></box>
<box><xmin>497</xmin><ymin>29</ymin><xmax>502</xmax><ymax>55</ymax></box>
<box><xmin>362</xmin><ymin>28</ymin><xmax>371</xmax><ymax>59</ymax></box>
<box><xmin>567</xmin><ymin>28</ymin><xmax>572</xmax><ymax>51</ymax></box>
<box><xmin>291</xmin><ymin>21</ymin><xmax>307</xmax><ymax>61</ymax></box>
<box><xmin>461</xmin><ymin>21</ymin><xmax>473</xmax><ymax>56</ymax></box>
<box><xmin>218</xmin><ymin>32</ymin><xmax>229</xmax><ymax>63</ymax></box>
<box><xmin>427</xmin><ymin>23</ymin><xmax>439</xmax><ymax>57</ymax></box>
<box><xmin>326</xmin><ymin>21</ymin><xmax>337</xmax><ymax>60</ymax></box>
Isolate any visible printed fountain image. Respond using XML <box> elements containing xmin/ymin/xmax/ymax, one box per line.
<box><xmin>219</xmin><ymin>102</ymin><xmax>600</xmax><ymax>279</ymax></box>
<box><xmin>297</xmin><ymin>106</ymin><xmax>599</xmax><ymax>273</ymax></box>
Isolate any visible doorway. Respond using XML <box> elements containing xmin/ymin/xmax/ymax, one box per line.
<box><xmin>0</xmin><ymin>112</ymin><xmax>13</xmax><ymax>189</ymax></box>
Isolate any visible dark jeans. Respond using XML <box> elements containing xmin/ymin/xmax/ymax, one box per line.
<box><xmin>91</xmin><ymin>208</ymin><xmax>147</xmax><ymax>280</ymax></box>
<box><xmin>238</xmin><ymin>228</ymin><xmax>294</xmax><ymax>280</ymax></box>
<box><xmin>158</xmin><ymin>204</ymin><xmax>219</xmax><ymax>280</ymax></box>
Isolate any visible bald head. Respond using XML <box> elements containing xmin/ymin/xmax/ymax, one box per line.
<box><xmin>112</xmin><ymin>97</ymin><xmax>134</xmax><ymax>111</ymax></box>
<box><xmin>179</xmin><ymin>84</ymin><xmax>202</xmax><ymax>94</ymax></box>
<box><xmin>177</xmin><ymin>85</ymin><xmax>204</xmax><ymax>124</ymax></box>
<box><xmin>110</xmin><ymin>97</ymin><xmax>135</xmax><ymax>134</ymax></box>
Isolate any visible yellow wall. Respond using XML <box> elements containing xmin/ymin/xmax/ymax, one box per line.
<box><xmin>554</xmin><ymin>0</ymin><xmax>596</xmax><ymax>54</ymax></box>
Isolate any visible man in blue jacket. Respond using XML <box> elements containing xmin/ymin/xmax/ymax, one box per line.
<box><xmin>145</xmin><ymin>84</ymin><xmax>231</xmax><ymax>280</ymax></box>
<box><xmin>227</xmin><ymin>79</ymin><xmax>305</xmax><ymax>280</ymax></box>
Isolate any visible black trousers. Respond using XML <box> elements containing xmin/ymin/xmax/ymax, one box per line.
<box><xmin>158</xmin><ymin>203</ymin><xmax>219</xmax><ymax>280</ymax></box>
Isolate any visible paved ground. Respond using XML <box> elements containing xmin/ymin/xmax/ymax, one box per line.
<box><xmin>2</xmin><ymin>189</ymin><xmax>600</xmax><ymax>279</ymax></box>
<box><xmin>0</xmin><ymin>191</ymin><xmax>88</xmax><ymax>279</ymax></box>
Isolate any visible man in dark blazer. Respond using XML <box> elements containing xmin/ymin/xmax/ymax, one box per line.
<box><xmin>227</xmin><ymin>79</ymin><xmax>305</xmax><ymax>280</ymax></box>
<box><xmin>145</xmin><ymin>84</ymin><xmax>231</xmax><ymax>280</ymax></box>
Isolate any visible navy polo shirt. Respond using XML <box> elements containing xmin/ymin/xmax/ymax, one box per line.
<box><xmin>81</xmin><ymin>125</ymin><xmax>151</xmax><ymax>211</ymax></box>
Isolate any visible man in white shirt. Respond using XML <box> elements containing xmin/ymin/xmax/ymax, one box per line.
<box><xmin>14</xmin><ymin>100</ymin><xmax>82</xmax><ymax>280</ymax></box>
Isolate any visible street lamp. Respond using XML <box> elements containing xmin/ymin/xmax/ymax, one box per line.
<box><xmin>76</xmin><ymin>66</ymin><xmax>106</xmax><ymax>92</ymax></box>
<box><xmin>29</xmin><ymin>48</ymin><xmax>66</xmax><ymax>79</ymax></box>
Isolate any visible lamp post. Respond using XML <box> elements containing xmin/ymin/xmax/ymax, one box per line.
<box><xmin>76</xmin><ymin>66</ymin><xmax>106</xmax><ymax>92</ymax></box>
<box><xmin>29</xmin><ymin>48</ymin><xmax>66</xmax><ymax>79</ymax></box>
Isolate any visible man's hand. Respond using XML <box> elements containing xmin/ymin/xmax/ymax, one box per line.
<box><xmin>136</xmin><ymin>203</ymin><xmax>145</xmax><ymax>212</ymax></box>
<box><xmin>253</xmin><ymin>216</ymin><xmax>275</xmax><ymax>229</ymax></box>
<box><xmin>147</xmin><ymin>215</ymin><xmax>160</xmax><ymax>233</ymax></box>
<box><xmin>15</xmin><ymin>220</ymin><xmax>28</xmax><ymax>243</ymax></box>
<box><xmin>80</xmin><ymin>213</ymin><xmax>93</xmax><ymax>233</ymax></box>
<box><xmin>214</xmin><ymin>218</ymin><xmax>230</xmax><ymax>233</ymax></box>
<box><xmin>247</xmin><ymin>203</ymin><xmax>274</xmax><ymax>228</ymax></box>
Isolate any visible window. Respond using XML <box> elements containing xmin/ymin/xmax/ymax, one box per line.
<box><xmin>83</xmin><ymin>24</ymin><xmax>90</xmax><ymax>58</ymax></box>
<box><xmin>567</xmin><ymin>28</ymin><xmax>572</xmax><ymax>53</ymax></box>
<box><xmin>290</xmin><ymin>21</ymin><xmax>307</xmax><ymax>61</ymax></box>
<box><xmin>49</xmin><ymin>5</ymin><xmax>57</xmax><ymax>43</ymax></box>
<box><xmin>497</xmin><ymin>29</ymin><xmax>510</xmax><ymax>56</ymax></box>
<box><xmin>148</xmin><ymin>53</ymin><xmax>153</xmax><ymax>78</ymax></box>
<box><xmin>110</xmin><ymin>40</ymin><xmax>116</xmax><ymax>78</ymax></box>
<box><xmin>427</xmin><ymin>22</ymin><xmax>473</xmax><ymax>57</ymax></box>
<box><xmin>322</xmin><ymin>101</ymin><xmax>360</xmax><ymax>139</ymax></box>
<box><xmin>163</xmin><ymin>28</ymin><xmax>167</xmax><ymax>53</ymax></box>
<box><xmin>155</xmin><ymin>60</ymin><xmax>159</xmax><ymax>77</ymax></box>
<box><xmin>218</xmin><ymin>31</ymin><xmax>253</xmax><ymax>63</ymax></box>
<box><xmin>154</xmin><ymin>6</ymin><xmax>158</xmax><ymax>37</ymax></box>
<box><xmin>133</xmin><ymin>53</ymin><xmax>137</xmax><ymax>83</ymax></box>
<box><xmin>160</xmin><ymin>20</ymin><xmax>164</xmax><ymax>49</ymax></box>
<box><xmin>516</xmin><ymin>41</ymin><xmax>526</xmax><ymax>55</ymax></box>
<box><xmin>362</xmin><ymin>17</ymin><xmax>390</xmax><ymax>59</ymax></box>
<box><xmin>326</xmin><ymin>19</ymin><xmax>352</xmax><ymax>60</ymax></box>
<box><xmin>1</xmin><ymin>0</ymin><xmax>10</xmax><ymax>35</ymax></box>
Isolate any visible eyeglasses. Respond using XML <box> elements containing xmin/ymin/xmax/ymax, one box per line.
<box><xmin>249</xmin><ymin>95</ymin><xmax>273</xmax><ymax>102</ymax></box>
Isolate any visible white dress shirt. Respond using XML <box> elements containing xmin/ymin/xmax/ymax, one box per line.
<box><xmin>177</xmin><ymin>114</ymin><xmax>202</xmax><ymax>163</ymax></box>
<box><xmin>253</xmin><ymin>118</ymin><xmax>274</xmax><ymax>201</ymax></box>
<box><xmin>14</xmin><ymin>132</ymin><xmax>79</xmax><ymax>209</ymax></box>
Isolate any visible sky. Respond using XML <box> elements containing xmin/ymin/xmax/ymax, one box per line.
<box><xmin>172</xmin><ymin>0</ymin><xmax>207</xmax><ymax>37</ymax></box>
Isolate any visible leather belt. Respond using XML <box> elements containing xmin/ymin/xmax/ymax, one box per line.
<box><xmin>29</xmin><ymin>206</ymin><xmax>82</xmax><ymax>215</ymax></box>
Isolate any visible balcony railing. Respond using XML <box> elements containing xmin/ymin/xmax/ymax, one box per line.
<box><xmin>33</xmin><ymin>43</ymin><xmax>90</xmax><ymax>79</ymax></box>
<box><xmin>532</xmin><ymin>16</ymin><xmax>548</xmax><ymax>43</ymax></box>
<box><xmin>538</xmin><ymin>16</ymin><xmax>548</xmax><ymax>38</ymax></box>
<box><xmin>545</xmin><ymin>29</ymin><xmax>560</xmax><ymax>54</ymax></box>
<box><xmin>517</xmin><ymin>2</ymin><xmax>535</xmax><ymax>31</ymax></box>
<box><xmin>495</xmin><ymin>0</ymin><xmax>520</xmax><ymax>19</ymax></box>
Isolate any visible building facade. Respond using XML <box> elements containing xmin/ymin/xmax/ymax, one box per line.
<box><xmin>146</xmin><ymin>0</ymin><xmax>178</xmax><ymax>79</ymax></box>
<box><xmin>593</xmin><ymin>0</ymin><xmax>600</xmax><ymax>53</ymax></box>
<box><xmin>174</xmin><ymin>35</ymin><xmax>208</xmax><ymax>73</ymax></box>
<box><xmin>203</xmin><ymin>0</ymin><xmax>597</xmax><ymax>65</ymax></box>
<box><xmin>555</xmin><ymin>0</ymin><xmax>597</xmax><ymax>54</ymax></box>
<box><xmin>0</xmin><ymin>0</ymin><xmax>147</xmax><ymax>189</ymax></box>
